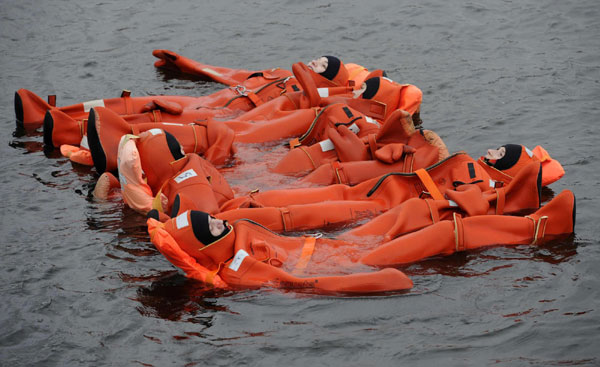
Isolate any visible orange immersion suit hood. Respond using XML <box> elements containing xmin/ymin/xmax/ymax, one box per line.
<box><xmin>320</xmin><ymin>56</ymin><xmax>349</xmax><ymax>86</ymax></box>
<box><xmin>479</xmin><ymin>144</ymin><xmax>565</xmax><ymax>186</ymax></box>
<box><xmin>136</xmin><ymin>129</ymin><xmax>184</xmax><ymax>190</ymax></box>
<box><xmin>189</xmin><ymin>211</ymin><xmax>232</xmax><ymax>246</ymax></box>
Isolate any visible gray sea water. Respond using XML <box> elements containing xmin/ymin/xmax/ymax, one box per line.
<box><xmin>1</xmin><ymin>0</ymin><xmax>599</xmax><ymax>366</ymax></box>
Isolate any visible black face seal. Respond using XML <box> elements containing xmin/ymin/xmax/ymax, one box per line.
<box><xmin>190</xmin><ymin>211</ymin><xmax>231</xmax><ymax>246</ymax></box>
<box><xmin>164</xmin><ymin>131</ymin><xmax>185</xmax><ymax>161</ymax></box>
<box><xmin>320</xmin><ymin>56</ymin><xmax>341</xmax><ymax>81</ymax></box>
<box><xmin>361</xmin><ymin>77</ymin><xmax>380</xmax><ymax>99</ymax></box>
<box><xmin>493</xmin><ymin>144</ymin><xmax>522</xmax><ymax>171</ymax></box>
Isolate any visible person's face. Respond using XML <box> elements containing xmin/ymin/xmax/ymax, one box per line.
<box><xmin>307</xmin><ymin>57</ymin><xmax>328</xmax><ymax>74</ymax></box>
<box><xmin>485</xmin><ymin>146</ymin><xmax>506</xmax><ymax>160</ymax></box>
<box><xmin>353</xmin><ymin>83</ymin><xmax>367</xmax><ymax>98</ymax></box>
<box><xmin>208</xmin><ymin>216</ymin><xmax>226</xmax><ymax>237</ymax></box>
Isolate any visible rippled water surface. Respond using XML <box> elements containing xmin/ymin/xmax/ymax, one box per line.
<box><xmin>1</xmin><ymin>0</ymin><xmax>599</xmax><ymax>366</ymax></box>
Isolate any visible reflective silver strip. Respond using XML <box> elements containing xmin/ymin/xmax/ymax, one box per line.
<box><xmin>83</xmin><ymin>99</ymin><xmax>105</xmax><ymax>112</ymax></box>
<box><xmin>175</xmin><ymin>211</ymin><xmax>190</xmax><ymax>229</ymax></box>
<box><xmin>202</xmin><ymin>67</ymin><xmax>223</xmax><ymax>77</ymax></box>
<box><xmin>525</xmin><ymin>146</ymin><xmax>534</xmax><ymax>157</ymax></box>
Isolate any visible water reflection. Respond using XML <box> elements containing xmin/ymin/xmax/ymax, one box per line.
<box><xmin>134</xmin><ymin>273</ymin><xmax>233</xmax><ymax>324</ymax></box>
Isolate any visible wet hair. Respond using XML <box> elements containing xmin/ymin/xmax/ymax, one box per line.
<box><xmin>361</xmin><ymin>77</ymin><xmax>381</xmax><ymax>99</ymax></box>
<box><xmin>493</xmin><ymin>144</ymin><xmax>523</xmax><ymax>171</ymax></box>
<box><xmin>165</xmin><ymin>131</ymin><xmax>185</xmax><ymax>161</ymax></box>
<box><xmin>190</xmin><ymin>211</ymin><xmax>231</xmax><ymax>246</ymax></box>
<box><xmin>320</xmin><ymin>56</ymin><xmax>341</xmax><ymax>81</ymax></box>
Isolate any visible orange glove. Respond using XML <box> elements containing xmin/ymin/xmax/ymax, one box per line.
<box><xmin>374</xmin><ymin>144</ymin><xmax>416</xmax><ymax>164</ymax></box>
<box><xmin>328</xmin><ymin>125</ymin><xmax>369</xmax><ymax>162</ymax></box>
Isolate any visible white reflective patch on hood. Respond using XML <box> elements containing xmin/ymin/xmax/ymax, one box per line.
<box><xmin>317</xmin><ymin>88</ymin><xmax>329</xmax><ymax>97</ymax></box>
<box><xmin>83</xmin><ymin>99</ymin><xmax>105</xmax><ymax>112</ymax></box>
<box><xmin>148</xmin><ymin>128</ymin><xmax>163</xmax><ymax>136</ymax></box>
<box><xmin>176</xmin><ymin>211</ymin><xmax>190</xmax><ymax>229</ymax></box>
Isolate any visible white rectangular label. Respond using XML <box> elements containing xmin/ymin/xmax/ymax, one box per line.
<box><xmin>174</xmin><ymin>169</ymin><xmax>197</xmax><ymax>184</ymax></box>
<box><xmin>175</xmin><ymin>212</ymin><xmax>189</xmax><ymax>229</ymax></box>
<box><xmin>348</xmin><ymin>123</ymin><xmax>360</xmax><ymax>134</ymax></box>
<box><xmin>160</xmin><ymin>122</ymin><xmax>185</xmax><ymax>126</ymax></box>
<box><xmin>319</xmin><ymin>139</ymin><xmax>334</xmax><ymax>152</ymax></box>
<box><xmin>202</xmin><ymin>67</ymin><xmax>223</xmax><ymax>77</ymax></box>
<box><xmin>489</xmin><ymin>179</ymin><xmax>496</xmax><ymax>188</ymax></box>
<box><xmin>448</xmin><ymin>200</ymin><xmax>458</xmax><ymax>207</ymax></box>
<box><xmin>148</xmin><ymin>128</ymin><xmax>163</xmax><ymax>136</ymax></box>
<box><xmin>317</xmin><ymin>88</ymin><xmax>329</xmax><ymax>97</ymax></box>
<box><xmin>228</xmin><ymin>249</ymin><xmax>249</xmax><ymax>271</ymax></box>
<box><xmin>364</xmin><ymin>116</ymin><xmax>379</xmax><ymax>126</ymax></box>
<box><xmin>83</xmin><ymin>99</ymin><xmax>105</xmax><ymax>112</ymax></box>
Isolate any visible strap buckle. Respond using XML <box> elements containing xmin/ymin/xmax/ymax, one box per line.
<box><xmin>231</xmin><ymin>85</ymin><xmax>248</xmax><ymax>96</ymax></box>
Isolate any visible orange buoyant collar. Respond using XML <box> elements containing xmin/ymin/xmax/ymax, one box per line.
<box><xmin>361</xmin><ymin>77</ymin><xmax>403</xmax><ymax>117</ymax></box>
<box><xmin>307</xmin><ymin>58</ymin><xmax>350</xmax><ymax>87</ymax></box>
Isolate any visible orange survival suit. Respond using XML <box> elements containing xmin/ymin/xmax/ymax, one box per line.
<box><xmin>25</xmin><ymin>53</ymin><xmax>357</xmax><ymax>134</ymax></box>
<box><xmin>86</xmin><ymin>106</ymin><xmax>236</xmax><ymax>174</ymax></box>
<box><xmin>478</xmin><ymin>144</ymin><xmax>565</xmax><ymax>187</ymax></box>
<box><xmin>216</xmin><ymin>153</ymin><xmax>544</xmax><ymax>233</ymax></box>
<box><xmin>147</xmin><ymin>210</ymin><xmax>413</xmax><ymax>294</ymax></box>
<box><xmin>95</xmin><ymin>128</ymin><xmax>234</xmax><ymax>217</ymax></box>
<box><xmin>273</xmin><ymin>109</ymin><xmax>448</xmax><ymax>181</ymax></box>
<box><xmin>359</xmin><ymin>189</ymin><xmax>575</xmax><ymax>266</ymax></box>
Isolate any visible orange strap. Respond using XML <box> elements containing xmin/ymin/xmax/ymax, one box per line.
<box><xmin>495</xmin><ymin>187</ymin><xmax>506</xmax><ymax>215</ymax></box>
<box><xmin>424</xmin><ymin>199</ymin><xmax>440</xmax><ymax>224</ymax></box>
<box><xmin>246</xmin><ymin>91</ymin><xmax>263</xmax><ymax>107</ymax></box>
<box><xmin>152</xmin><ymin>109</ymin><xmax>162</xmax><ymax>122</ymax></box>
<box><xmin>402</xmin><ymin>151</ymin><xmax>415</xmax><ymax>173</ymax></box>
<box><xmin>453</xmin><ymin>213</ymin><xmax>465</xmax><ymax>252</ymax></box>
<box><xmin>415</xmin><ymin>168</ymin><xmax>445</xmax><ymax>200</ymax></box>
<box><xmin>332</xmin><ymin>161</ymin><xmax>349</xmax><ymax>185</ymax></box>
<box><xmin>78</xmin><ymin>119</ymin><xmax>86</xmax><ymax>138</ymax></box>
<box><xmin>123</xmin><ymin>94</ymin><xmax>133</xmax><ymax>115</ymax></box>
<box><xmin>525</xmin><ymin>216</ymin><xmax>549</xmax><ymax>245</ymax></box>
<box><xmin>292</xmin><ymin>236</ymin><xmax>317</xmax><ymax>275</ymax></box>
<box><xmin>280</xmin><ymin>208</ymin><xmax>293</xmax><ymax>231</ymax></box>
<box><xmin>191</xmin><ymin>124</ymin><xmax>199</xmax><ymax>153</ymax></box>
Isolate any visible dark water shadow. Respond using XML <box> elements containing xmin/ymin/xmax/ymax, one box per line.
<box><xmin>133</xmin><ymin>272</ymin><xmax>236</xmax><ymax>324</ymax></box>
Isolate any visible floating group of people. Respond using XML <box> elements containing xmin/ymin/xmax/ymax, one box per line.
<box><xmin>15</xmin><ymin>50</ymin><xmax>574</xmax><ymax>295</ymax></box>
